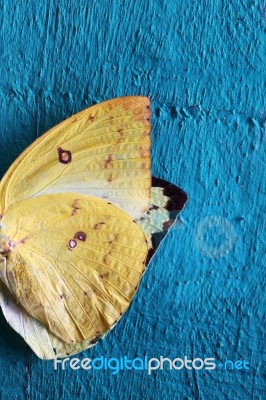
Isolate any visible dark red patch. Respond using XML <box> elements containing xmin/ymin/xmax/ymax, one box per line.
<box><xmin>107</xmin><ymin>173</ymin><xmax>113</xmax><ymax>182</ymax></box>
<box><xmin>94</xmin><ymin>222</ymin><xmax>105</xmax><ymax>230</ymax></box>
<box><xmin>74</xmin><ymin>231</ymin><xmax>87</xmax><ymax>241</ymax></box>
<box><xmin>19</xmin><ymin>237</ymin><xmax>27</xmax><ymax>244</ymax></box>
<box><xmin>122</xmin><ymin>102</ymin><xmax>130</xmax><ymax>111</ymax></box>
<box><xmin>100</xmin><ymin>272</ymin><xmax>110</xmax><ymax>280</ymax></box>
<box><xmin>71</xmin><ymin>199</ymin><xmax>81</xmax><ymax>216</ymax></box>
<box><xmin>90</xmin><ymin>335</ymin><xmax>100</xmax><ymax>345</ymax></box>
<box><xmin>141</xmin><ymin>161</ymin><xmax>149</xmax><ymax>169</ymax></box>
<box><xmin>139</xmin><ymin>145</ymin><xmax>150</xmax><ymax>158</ymax></box>
<box><xmin>104</xmin><ymin>154</ymin><xmax>113</xmax><ymax>169</ymax></box>
<box><xmin>57</xmin><ymin>147</ymin><xmax>72</xmax><ymax>164</ymax></box>
<box><xmin>116</xmin><ymin>128</ymin><xmax>124</xmax><ymax>144</ymax></box>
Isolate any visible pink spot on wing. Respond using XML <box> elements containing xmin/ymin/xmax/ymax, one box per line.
<box><xmin>74</xmin><ymin>231</ymin><xmax>87</xmax><ymax>241</ymax></box>
<box><xmin>68</xmin><ymin>239</ymin><xmax>77</xmax><ymax>249</ymax></box>
<box><xmin>57</xmin><ymin>147</ymin><xmax>72</xmax><ymax>164</ymax></box>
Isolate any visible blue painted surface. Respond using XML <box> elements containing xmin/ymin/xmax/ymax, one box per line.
<box><xmin>0</xmin><ymin>1</ymin><xmax>265</xmax><ymax>399</ymax></box>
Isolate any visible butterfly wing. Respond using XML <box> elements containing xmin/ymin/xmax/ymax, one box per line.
<box><xmin>0</xmin><ymin>96</ymin><xmax>151</xmax><ymax>219</ymax></box>
<box><xmin>0</xmin><ymin>282</ymin><xmax>99</xmax><ymax>359</ymax></box>
<box><xmin>0</xmin><ymin>282</ymin><xmax>59</xmax><ymax>359</ymax></box>
<box><xmin>0</xmin><ymin>177</ymin><xmax>188</xmax><ymax>359</ymax></box>
<box><xmin>0</xmin><ymin>96</ymin><xmax>188</xmax><ymax>359</ymax></box>
<box><xmin>0</xmin><ymin>193</ymin><xmax>149</xmax><ymax>344</ymax></box>
<box><xmin>138</xmin><ymin>177</ymin><xmax>188</xmax><ymax>259</ymax></box>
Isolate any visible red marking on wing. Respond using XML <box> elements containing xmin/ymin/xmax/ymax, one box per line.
<box><xmin>139</xmin><ymin>145</ymin><xmax>150</xmax><ymax>158</ymax></box>
<box><xmin>107</xmin><ymin>173</ymin><xmax>113</xmax><ymax>182</ymax></box>
<box><xmin>74</xmin><ymin>231</ymin><xmax>87</xmax><ymax>241</ymax></box>
<box><xmin>57</xmin><ymin>147</ymin><xmax>72</xmax><ymax>164</ymax></box>
<box><xmin>93</xmin><ymin>222</ymin><xmax>105</xmax><ymax>230</ymax></box>
<box><xmin>71</xmin><ymin>199</ymin><xmax>81</xmax><ymax>216</ymax></box>
<box><xmin>104</xmin><ymin>154</ymin><xmax>113</xmax><ymax>169</ymax></box>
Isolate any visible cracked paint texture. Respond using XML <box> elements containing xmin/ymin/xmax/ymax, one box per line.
<box><xmin>0</xmin><ymin>1</ymin><xmax>265</xmax><ymax>399</ymax></box>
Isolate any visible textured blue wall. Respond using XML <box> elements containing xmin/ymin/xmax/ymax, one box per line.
<box><xmin>0</xmin><ymin>1</ymin><xmax>265</xmax><ymax>399</ymax></box>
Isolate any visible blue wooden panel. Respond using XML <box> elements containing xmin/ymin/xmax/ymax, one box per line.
<box><xmin>0</xmin><ymin>1</ymin><xmax>264</xmax><ymax>399</ymax></box>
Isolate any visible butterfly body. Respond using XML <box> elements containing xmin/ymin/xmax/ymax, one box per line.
<box><xmin>0</xmin><ymin>96</ymin><xmax>187</xmax><ymax>359</ymax></box>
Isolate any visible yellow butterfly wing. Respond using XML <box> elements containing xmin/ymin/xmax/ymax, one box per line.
<box><xmin>0</xmin><ymin>193</ymin><xmax>148</xmax><ymax>344</ymax></box>
<box><xmin>0</xmin><ymin>96</ymin><xmax>151</xmax><ymax>219</ymax></box>
<box><xmin>0</xmin><ymin>96</ymin><xmax>187</xmax><ymax>359</ymax></box>
<box><xmin>0</xmin><ymin>283</ymin><xmax>120</xmax><ymax>359</ymax></box>
<box><xmin>0</xmin><ymin>177</ymin><xmax>188</xmax><ymax>359</ymax></box>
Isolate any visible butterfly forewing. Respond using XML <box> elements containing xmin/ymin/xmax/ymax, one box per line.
<box><xmin>0</xmin><ymin>96</ymin><xmax>151</xmax><ymax>219</ymax></box>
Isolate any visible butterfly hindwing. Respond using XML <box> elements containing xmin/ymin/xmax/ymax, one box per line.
<box><xmin>0</xmin><ymin>282</ymin><xmax>101</xmax><ymax>359</ymax></box>
<box><xmin>0</xmin><ymin>176</ymin><xmax>188</xmax><ymax>359</ymax></box>
<box><xmin>0</xmin><ymin>193</ymin><xmax>149</xmax><ymax>344</ymax></box>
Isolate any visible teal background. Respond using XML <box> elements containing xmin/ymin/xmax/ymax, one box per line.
<box><xmin>0</xmin><ymin>1</ymin><xmax>265</xmax><ymax>399</ymax></box>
